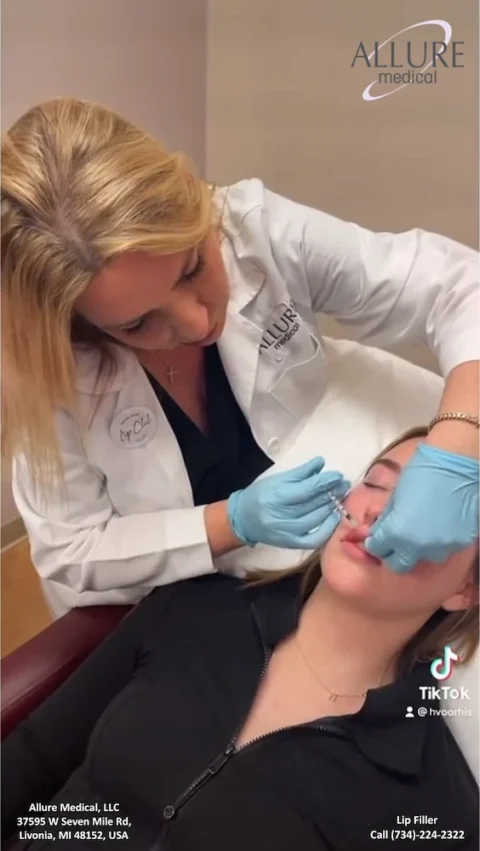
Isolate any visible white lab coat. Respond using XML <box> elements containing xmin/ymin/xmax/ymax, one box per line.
<box><xmin>12</xmin><ymin>179</ymin><xmax>479</xmax><ymax>614</ymax></box>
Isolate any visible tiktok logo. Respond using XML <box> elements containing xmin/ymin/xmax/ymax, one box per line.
<box><xmin>430</xmin><ymin>645</ymin><xmax>459</xmax><ymax>681</ymax></box>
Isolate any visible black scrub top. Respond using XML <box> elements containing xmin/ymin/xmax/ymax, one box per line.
<box><xmin>146</xmin><ymin>344</ymin><xmax>273</xmax><ymax>504</ymax></box>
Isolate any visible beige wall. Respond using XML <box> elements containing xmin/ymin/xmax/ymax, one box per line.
<box><xmin>207</xmin><ymin>0</ymin><xmax>478</xmax><ymax>371</ymax></box>
<box><xmin>1</xmin><ymin>0</ymin><xmax>207</xmax><ymax>527</ymax></box>
<box><xmin>2</xmin><ymin>0</ymin><xmax>207</xmax><ymax>165</ymax></box>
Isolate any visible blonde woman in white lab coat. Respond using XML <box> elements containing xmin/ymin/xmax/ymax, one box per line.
<box><xmin>2</xmin><ymin>98</ymin><xmax>479</xmax><ymax>615</ymax></box>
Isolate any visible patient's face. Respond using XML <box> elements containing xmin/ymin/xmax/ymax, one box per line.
<box><xmin>321</xmin><ymin>437</ymin><xmax>478</xmax><ymax>618</ymax></box>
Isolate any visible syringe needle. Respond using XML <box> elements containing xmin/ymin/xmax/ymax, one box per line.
<box><xmin>328</xmin><ymin>491</ymin><xmax>359</xmax><ymax>528</ymax></box>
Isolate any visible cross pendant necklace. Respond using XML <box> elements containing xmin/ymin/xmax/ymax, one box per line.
<box><xmin>166</xmin><ymin>364</ymin><xmax>178</xmax><ymax>384</ymax></box>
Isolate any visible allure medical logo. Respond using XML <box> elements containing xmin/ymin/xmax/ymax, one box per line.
<box><xmin>351</xmin><ymin>20</ymin><xmax>464</xmax><ymax>101</ymax></box>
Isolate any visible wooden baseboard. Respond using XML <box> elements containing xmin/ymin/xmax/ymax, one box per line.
<box><xmin>1</xmin><ymin>517</ymin><xmax>26</xmax><ymax>550</ymax></box>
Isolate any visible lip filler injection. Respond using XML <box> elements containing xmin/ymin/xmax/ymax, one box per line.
<box><xmin>328</xmin><ymin>491</ymin><xmax>359</xmax><ymax>528</ymax></box>
<box><xmin>308</xmin><ymin>490</ymin><xmax>360</xmax><ymax>535</ymax></box>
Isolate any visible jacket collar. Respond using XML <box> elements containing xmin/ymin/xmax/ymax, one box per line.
<box><xmin>250</xmin><ymin>573</ymin><xmax>435</xmax><ymax>779</ymax></box>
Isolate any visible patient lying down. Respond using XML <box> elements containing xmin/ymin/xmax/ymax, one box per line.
<box><xmin>3</xmin><ymin>427</ymin><xmax>479</xmax><ymax>850</ymax></box>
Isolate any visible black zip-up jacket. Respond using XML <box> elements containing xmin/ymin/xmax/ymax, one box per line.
<box><xmin>3</xmin><ymin>574</ymin><xmax>478</xmax><ymax>850</ymax></box>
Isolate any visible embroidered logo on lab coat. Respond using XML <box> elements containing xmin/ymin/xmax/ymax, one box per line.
<box><xmin>259</xmin><ymin>301</ymin><xmax>300</xmax><ymax>355</ymax></box>
<box><xmin>110</xmin><ymin>407</ymin><xmax>157</xmax><ymax>448</ymax></box>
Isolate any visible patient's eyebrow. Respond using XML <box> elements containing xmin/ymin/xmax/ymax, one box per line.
<box><xmin>365</xmin><ymin>458</ymin><xmax>402</xmax><ymax>476</ymax></box>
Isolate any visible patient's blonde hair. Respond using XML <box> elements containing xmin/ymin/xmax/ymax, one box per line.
<box><xmin>247</xmin><ymin>427</ymin><xmax>479</xmax><ymax>672</ymax></box>
<box><xmin>1</xmin><ymin>98</ymin><xmax>217</xmax><ymax>489</ymax></box>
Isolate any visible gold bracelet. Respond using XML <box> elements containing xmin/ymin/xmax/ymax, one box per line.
<box><xmin>428</xmin><ymin>412</ymin><xmax>480</xmax><ymax>432</ymax></box>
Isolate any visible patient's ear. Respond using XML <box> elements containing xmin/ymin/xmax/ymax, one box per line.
<box><xmin>442</xmin><ymin>564</ymin><xmax>479</xmax><ymax>614</ymax></box>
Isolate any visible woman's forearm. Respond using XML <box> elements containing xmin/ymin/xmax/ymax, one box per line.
<box><xmin>204</xmin><ymin>500</ymin><xmax>245</xmax><ymax>558</ymax></box>
<box><xmin>427</xmin><ymin>361</ymin><xmax>480</xmax><ymax>459</ymax></box>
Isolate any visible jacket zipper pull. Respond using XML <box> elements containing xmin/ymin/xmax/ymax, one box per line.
<box><xmin>207</xmin><ymin>743</ymin><xmax>236</xmax><ymax>775</ymax></box>
<box><xmin>163</xmin><ymin>744</ymin><xmax>236</xmax><ymax>821</ymax></box>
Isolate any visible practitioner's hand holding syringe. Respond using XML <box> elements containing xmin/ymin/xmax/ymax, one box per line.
<box><xmin>227</xmin><ymin>457</ymin><xmax>350</xmax><ymax>549</ymax></box>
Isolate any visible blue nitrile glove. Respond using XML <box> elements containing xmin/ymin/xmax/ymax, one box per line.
<box><xmin>364</xmin><ymin>444</ymin><xmax>480</xmax><ymax>573</ymax></box>
<box><xmin>227</xmin><ymin>457</ymin><xmax>350</xmax><ymax>549</ymax></box>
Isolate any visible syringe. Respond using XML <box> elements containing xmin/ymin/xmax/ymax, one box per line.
<box><xmin>328</xmin><ymin>491</ymin><xmax>359</xmax><ymax>528</ymax></box>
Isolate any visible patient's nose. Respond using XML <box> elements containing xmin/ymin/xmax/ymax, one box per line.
<box><xmin>363</xmin><ymin>494</ymin><xmax>390</xmax><ymax>527</ymax></box>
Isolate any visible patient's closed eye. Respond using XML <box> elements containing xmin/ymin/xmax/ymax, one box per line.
<box><xmin>363</xmin><ymin>481</ymin><xmax>391</xmax><ymax>492</ymax></box>
<box><xmin>362</xmin><ymin>459</ymin><xmax>401</xmax><ymax>492</ymax></box>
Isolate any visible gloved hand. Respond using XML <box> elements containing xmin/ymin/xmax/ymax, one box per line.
<box><xmin>364</xmin><ymin>444</ymin><xmax>480</xmax><ymax>573</ymax></box>
<box><xmin>227</xmin><ymin>457</ymin><xmax>350</xmax><ymax>549</ymax></box>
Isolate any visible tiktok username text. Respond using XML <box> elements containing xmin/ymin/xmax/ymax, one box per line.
<box><xmin>370</xmin><ymin>815</ymin><xmax>465</xmax><ymax>841</ymax></box>
<box><xmin>17</xmin><ymin>802</ymin><xmax>131</xmax><ymax>842</ymax></box>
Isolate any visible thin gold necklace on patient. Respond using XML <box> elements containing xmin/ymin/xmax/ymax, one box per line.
<box><xmin>294</xmin><ymin>637</ymin><xmax>390</xmax><ymax>702</ymax></box>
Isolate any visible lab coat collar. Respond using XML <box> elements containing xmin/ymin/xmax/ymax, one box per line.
<box><xmin>227</xmin><ymin>263</ymin><xmax>265</xmax><ymax>314</ymax></box>
<box><xmin>217</xmin><ymin>303</ymin><xmax>264</xmax><ymax>425</ymax></box>
<box><xmin>73</xmin><ymin>343</ymin><xmax>140</xmax><ymax>395</ymax></box>
<box><xmin>250</xmin><ymin>573</ymin><xmax>431</xmax><ymax>779</ymax></box>
<box><xmin>216</xmin><ymin>184</ymin><xmax>267</xmax><ymax>314</ymax></box>
<box><xmin>72</xmin><ymin>317</ymin><xmax>263</xmax><ymax>442</ymax></box>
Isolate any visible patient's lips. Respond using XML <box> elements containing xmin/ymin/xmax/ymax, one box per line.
<box><xmin>341</xmin><ymin>526</ymin><xmax>382</xmax><ymax>566</ymax></box>
<box><xmin>343</xmin><ymin>527</ymin><xmax>369</xmax><ymax>545</ymax></box>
